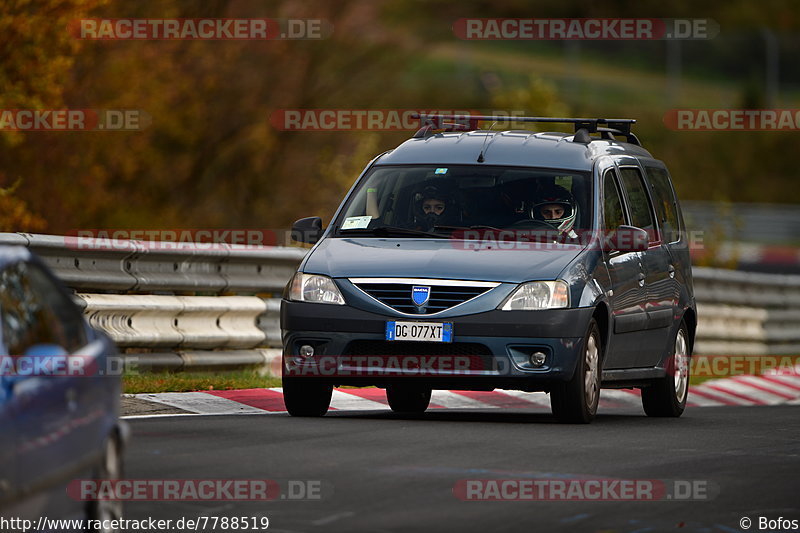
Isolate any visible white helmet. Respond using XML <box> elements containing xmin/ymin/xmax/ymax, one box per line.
<box><xmin>530</xmin><ymin>184</ymin><xmax>578</xmax><ymax>235</ymax></box>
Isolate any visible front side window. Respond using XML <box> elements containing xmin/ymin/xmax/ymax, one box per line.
<box><xmin>0</xmin><ymin>262</ymin><xmax>86</xmax><ymax>355</ymax></box>
<box><xmin>334</xmin><ymin>165</ymin><xmax>592</xmax><ymax>240</ymax></box>
<box><xmin>602</xmin><ymin>169</ymin><xmax>626</xmax><ymax>231</ymax></box>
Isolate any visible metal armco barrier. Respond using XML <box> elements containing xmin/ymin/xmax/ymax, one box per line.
<box><xmin>3</xmin><ymin>233</ymin><xmax>306</xmax><ymax>293</ymax></box>
<box><xmin>2</xmin><ymin>233</ymin><xmax>798</xmax><ymax>369</ymax></box>
<box><xmin>77</xmin><ymin>294</ymin><xmax>268</xmax><ymax>349</ymax></box>
<box><xmin>692</xmin><ymin>267</ymin><xmax>800</xmax><ymax>355</ymax></box>
<box><xmin>0</xmin><ymin>232</ymin><xmax>306</xmax><ymax>371</ymax></box>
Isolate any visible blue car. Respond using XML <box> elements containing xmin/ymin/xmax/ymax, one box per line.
<box><xmin>282</xmin><ymin>116</ymin><xmax>696</xmax><ymax>423</ymax></box>
<box><xmin>0</xmin><ymin>246</ymin><xmax>127</xmax><ymax>529</ymax></box>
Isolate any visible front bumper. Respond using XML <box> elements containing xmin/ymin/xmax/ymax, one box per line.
<box><xmin>281</xmin><ymin>301</ymin><xmax>594</xmax><ymax>391</ymax></box>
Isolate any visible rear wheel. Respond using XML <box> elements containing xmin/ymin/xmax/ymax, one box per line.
<box><xmin>386</xmin><ymin>385</ymin><xmax>432</xmax><ymax>414</ymax></box>
<box><xmin>551</xmin><ymin>318</ymin><xmax>602</xmax><ymax>424</ymax></box>
<box><xmin>642</xmin><ymin>321</ymin><xmax>690</xmax><ymax>417</ymax></box>
<box><xmin>282</xmin><ymin>378</ymin><xmax>333</xmax><ymax>417</ymax></box>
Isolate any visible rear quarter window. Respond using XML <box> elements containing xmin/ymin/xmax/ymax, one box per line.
<box><xmin>644</xmin><ymin>165</ymin><xmax>681</xmax><ymax>243</ymax></box>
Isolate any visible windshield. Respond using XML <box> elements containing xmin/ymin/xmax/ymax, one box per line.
<box><xmin>333</xmin><ymin>165</ymin><xmax>593</xmax><ymax>240</ymax></box>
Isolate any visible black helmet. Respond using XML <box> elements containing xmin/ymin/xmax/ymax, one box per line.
<box><xmin>413</xmin><ymin>183</ymin><xmax>457</xmax><ymax>229</ymax></box>
<box><xmin>530</xmin><ymin>184</ymin><xmax>578</xmax><ymax>234</ymax></box>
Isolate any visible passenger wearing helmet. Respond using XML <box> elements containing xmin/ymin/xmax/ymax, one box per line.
<box><xmin>413</xmin><ymin>184</ymin><xmax>458</xmax><ymax>231</ymax></box>
<box><xmin>531</xmin><ymin>184</ymin><xmax>579</xmax><ymax>239</ymax></box>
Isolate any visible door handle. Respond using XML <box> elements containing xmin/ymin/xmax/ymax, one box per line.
<box><xmin>66</xmin><ymin>388</ymin><xmax>78</xmax><ymax>412</ymax></box>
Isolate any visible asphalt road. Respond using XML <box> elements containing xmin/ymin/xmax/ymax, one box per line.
<box><xmin>123</xmin><ymin>406</ymin><xmax>800</xmax><ymax>533</ymax></box>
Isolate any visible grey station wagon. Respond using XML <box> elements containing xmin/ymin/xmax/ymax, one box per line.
<box><xmin>282</xmin><ymin>115</ymin><xmax>696</xmax><ymax>423</ymax></box>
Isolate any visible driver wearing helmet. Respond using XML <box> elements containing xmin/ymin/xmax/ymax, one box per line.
<box><xmin>530</xmin><ymin>184</ymin><xmax>579</xmax><ymax>239</ymax></box>
<box><xmin>413</xmin><ymin>184</ymin><xmax>458</xmax><ymax>231</ymax></box>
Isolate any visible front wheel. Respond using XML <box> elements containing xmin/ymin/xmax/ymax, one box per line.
<box><xmin>551</xmin><ymin>318</ymin><xmax>602</xmax><ymax>424</ymax></box>
<box><xmin>86</xmin><ymin>434</ymin><xmax>123</xmax><ymax>532</ymax></box>
<box><xmin>386</xmin><ymin>385</ymin><xmax>432</xmax><ymax>414</ymax></box>
<box><xmin>282</xmin><ymin>378</ymin><xmax>333</xmax><ymax>417</ymax></box>
<box><xmin>641</xmin><ymin>321</ymin><xmax>690</xmax><ymax>417</ymax></box>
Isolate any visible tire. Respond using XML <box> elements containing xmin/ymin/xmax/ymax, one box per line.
<box><xmin>86</xmin><ymin>434</ymin><xmax>123</xmax><ymax>532</ymax></box>
<box><xmin>282</xmin><ymin>378</ymin><xmax>333</xmax><ymax>417</ymax></box>
<box><xmin>551</xmin><ymin>318</ymin><xmax>602</xmax><ymax>424</ymax></box>
<box><xmin>386</xmin><ymin>385</ymin><xmax>432</xmax><ymax>414</ymax></box>
<box><xmin>642</xmin><ymin>320</ymin><xmax>690</xmax><ymax>418</ymax></box>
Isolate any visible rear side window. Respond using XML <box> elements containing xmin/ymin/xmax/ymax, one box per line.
<box><xmin>644</xmin><ymin>165</ymin><xmax>681</xmax><ymax>243</ymax></box>
<box><xmin>618</xmin><ymin>167</ymin><xmax>655</xmax><ymax>238</ymax></box>
<box><xmin>602</xmin><ymin>170</ymin><xmax>626</xmax><ymax>231</ymax></box>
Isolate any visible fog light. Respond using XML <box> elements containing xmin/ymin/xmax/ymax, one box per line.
<box><xmin>299</xmin><ymin>345</ymin><xmax>315</xmax><ymax>358</ymax></box>
<box><xmin>529</xmin><ymin>351</ymin><xmax>546</xmax><ymax>367</ymax></box>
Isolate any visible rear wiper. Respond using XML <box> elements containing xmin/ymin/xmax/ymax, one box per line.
<box><xmin>339</xmin><ymin>225</ymin><xmax>445</xmax><ymax>238</ymax></box>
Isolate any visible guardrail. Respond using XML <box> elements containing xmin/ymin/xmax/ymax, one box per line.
<box><xmin>692</xmin><ymin>267</ymin><xmax>800</xmax><ymax>355</ymax></box>
<box><xmin>0</xmin><ymin>232</ymin><xmax>305</xmax><ymax>371</ymax></box>
<box><xmin>1</xmin><ymin>233</ymin><xmax>796</xmax><ymax>371</ymax></box>
<box><xmin>5</xmin><ymin>233</ymin><xmax>305</xmax><ymax>293</ymax></box>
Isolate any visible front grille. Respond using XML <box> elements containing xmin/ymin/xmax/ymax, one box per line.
<box><xmin>353</xmin><ymin>282</ymin><xmax>492</xmax><ymax>314</ymax></box>
<box><xmin>344</xmin><ymin>340</ymin><xmax>497</xmax><ymax>371</ymax></box>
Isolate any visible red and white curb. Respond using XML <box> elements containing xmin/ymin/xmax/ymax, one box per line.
<box><xmin>125</xmin><ymin>370</ymin><xmax>800</xmax><ymax>419</ymax></box>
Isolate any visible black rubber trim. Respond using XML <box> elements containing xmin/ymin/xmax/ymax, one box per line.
<box><xmin>614</xmin><ymin>311</ymin><xmax>648</xmax><ymax>333</ymax></box>
<box><xmin>647</xmin><ymin>309</ymin><xmax>674</xmax><ymax>329</ymax></box>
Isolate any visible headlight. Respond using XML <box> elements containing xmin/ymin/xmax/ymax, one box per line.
<box><xmin>499</xmin><ymin>281</ymin><xmax>569</xmax><ymax>311</ymax></box>
<box><xmin>288</xmin><ymin>273</ymin><xmax>346</xmax><ymax>305</ymax></box>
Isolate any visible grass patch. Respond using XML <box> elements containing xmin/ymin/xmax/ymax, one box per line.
<box><xmin>124</xmin><ymin>369</ymin><xmax>281</xmax><ymax>394</ymax></box>
<box><xmin>689</xmin><ymin>355</ymin><xmax>800</xmax><ymax>386</ymax></box>
<box><xmin>689</xmin><ymin>375</ymin><xmax>717</xmax><ymax>386</ymax></box>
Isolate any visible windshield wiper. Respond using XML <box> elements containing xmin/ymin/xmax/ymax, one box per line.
<box><xmin>339</xmin><ymin>225</ymin><xmax>445</xmax><ymax>238</ymax></box>
<box><xmin>433</xmin><ymin>225</ymin><xmax>556</xmax><ymax>243</ymax></box>
<box><xmin>433</xmin><ymin>225</ymin><xmax>505</xmax><ymax>232</ymax></box>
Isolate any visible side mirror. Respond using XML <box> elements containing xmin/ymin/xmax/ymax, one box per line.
<box><xmin>3</xmin><ymin>345</ymin><xmax>70</xmax><ymax>386</ymax></box>
<box><xmin>291</xmin><ymin>217</ymin><xmax>324</xmax><ymax>244</ymax></box>
<box><xmin>605</xmin><ymin>225</ymin><xmax>649</xmax><ymax>253</ymax></box>
<box><xmin>24</xmin><ymin>344</ymin><xmax>69</xmax><ymax>357</ymax></box>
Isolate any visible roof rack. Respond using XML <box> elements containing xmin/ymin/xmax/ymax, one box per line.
<box><xmin>410</xmin><ymin>114</ymin><xmax>640</xmax><ymax>146</ymax></box>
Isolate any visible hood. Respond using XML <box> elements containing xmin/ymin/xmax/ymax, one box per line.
<box><xmin>302</xmin><ymin>237</ymin><xmax>584</xmax><ymax>283</ymax></box>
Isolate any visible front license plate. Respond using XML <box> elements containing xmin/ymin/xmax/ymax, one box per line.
<box><xmin>386</xmin><ymin>321</ymin><xmax>453</xmax><ymax>343</ymax></box>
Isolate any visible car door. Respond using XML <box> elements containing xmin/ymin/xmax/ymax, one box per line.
<box><xmin>642</xmin><ymin>162</ymin><xmax>689</xmax><ymax>358</ymax></box>
<box><xmin>0</xmin><ymin>260</ymin><xmax>92</xmax><ymax>519</ymax></box>
<box><xmin>600</xmin><ymin>166</ymin><xmax>649</xmax><ymax>369</ymax></box>
<box><xmin>617</xmin><ymin>164</ymin><xmax>674</xmax><ymax>366</ymax></box>
<box><xmin>0</xmin><ymin>366</ymin><xmax>16</xmax><ymax>510</ymax></box>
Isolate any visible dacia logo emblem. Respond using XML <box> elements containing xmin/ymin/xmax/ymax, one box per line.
<box><xmin>411</xmin><ymin>286</ymin><xmax>431</xmax><ymax>309</ymax></box>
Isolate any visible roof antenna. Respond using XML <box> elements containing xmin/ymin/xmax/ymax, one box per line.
<box><xmin>477</xmin><ymin>121</ymin><xmax>497</xmax><ymax>163</ymax></box>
